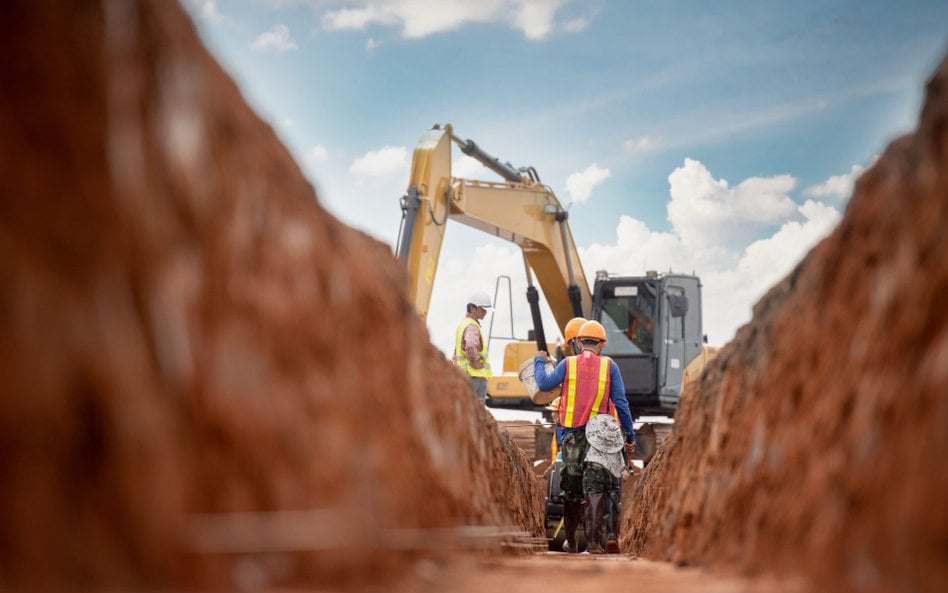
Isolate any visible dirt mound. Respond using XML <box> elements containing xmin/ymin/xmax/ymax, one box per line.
<box><xmin>499</xmin><ymin>421</ymin><xmax>556</xmax><ymax>475</ymax></box>
<box><xmin>622</xmin><ymin>57</ymin><xmax>948</xmax><ymax>593</ymax></box>
<box><xmin>0</xmin><ymin>1</ymin><xmax>541</xmax><ymax>590</ymax></box>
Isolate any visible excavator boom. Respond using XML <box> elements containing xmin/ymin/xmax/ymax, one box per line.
<box><xmin>397</xmin><ymin>124</ymin><xmax>591</xmax><ymax>342</ymax></box>
<box><xmin>396</xmin><ymin>126</ymin><xmax>454</xmax><ymax>321</ymax></box>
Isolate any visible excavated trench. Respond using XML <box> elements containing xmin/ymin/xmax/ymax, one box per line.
<box><xmin>1</xmin><ymin>2</ymin><xmax>945</xmax><ymax>592</ymax></box>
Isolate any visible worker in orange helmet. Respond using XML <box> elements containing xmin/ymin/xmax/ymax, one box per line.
<box><xmin>534</xmin><ymin>320</ymin><xmax>636</xmax><ymax>554</ymax></box>
<box><xmin>547</xmin><ymin>316</ymin><xmax>587</xmax><ymax>480</ymax></box>
<box><xmin>560</xmin><ymin>316</ymin><xmax>587</xmax><ymax>359</ymax></box>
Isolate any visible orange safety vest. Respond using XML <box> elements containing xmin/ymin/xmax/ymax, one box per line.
<box><xmin>559</xmin><ymin>351</ymin><xmax>616</xmax><ymax>428</ymax></box>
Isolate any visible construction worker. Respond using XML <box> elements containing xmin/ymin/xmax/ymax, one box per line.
<box><xmin>533</xmin><ymin>320</ymin><xmax>636</xmax><ymax>554</ymax></box>
<box><xmin>626</xmin><ymin>295</ymin><xmax>656</xmax><ymax>353</ymax></box>
<box><xmin>626</xmin><ymin>312</ymin><xmax>654</xmax><ymax>353</ymax></box>
<box><xmin>547</xmin><ymin>316</ymin><xmax>586</xmax><ymax>473</ymax></box>
<box><xmin>454</xmin><ymin>291</ymin><xmax>492</xmax><ymax>401</ymax></box>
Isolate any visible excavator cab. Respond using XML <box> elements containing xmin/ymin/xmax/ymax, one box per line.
<box><xmin>592</xmin><ymin>273</ymin><xmax>703</xmax><ymax>416</ymax></box>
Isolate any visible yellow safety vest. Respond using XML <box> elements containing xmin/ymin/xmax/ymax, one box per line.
<box><xmin>454</xmin><ymin>317</ymin><xmax>491</xmax><ymax>378</ymax></box>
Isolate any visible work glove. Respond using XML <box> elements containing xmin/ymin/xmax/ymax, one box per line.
<box><xmin>624</xmin><ymin>441</ymin><xmax>637</xmax><ymax>464</ymax></box>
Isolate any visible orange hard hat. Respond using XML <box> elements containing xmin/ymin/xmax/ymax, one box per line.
<box><xmin>578</xmin><ymin>320</ymin><xmax>607</xmax><ymax>343</ymax></box>
<box><xmin>564</xmin><ymin>317</ymin><xmax>587</xmax><ymax>342</ymax></box>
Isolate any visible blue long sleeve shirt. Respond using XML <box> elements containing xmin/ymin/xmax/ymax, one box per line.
<box><xmin>534</xmin><ymin>354</ymin><xmax>635</xmax><ymax>443</ymax></box>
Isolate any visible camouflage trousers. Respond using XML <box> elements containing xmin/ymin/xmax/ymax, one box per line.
<box><xmin>560</xmin><ymin>431</ymin><xmax>621</xmax><ymax>503</ymax></box>
<box><xmin>583</xmin><ymin>462</ymin><xmax>619</xmax><ymax>494</ymax></box>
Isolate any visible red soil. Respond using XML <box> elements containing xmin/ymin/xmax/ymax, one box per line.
<box><xmin>0</xmin><ymin>2</ymin><xmax>541</xmax><ymax>590</ymax></box>
<box><xmin>622</xmin><ymin>57</ymin><xmax>948</xmax><ymax>593</ymax></box>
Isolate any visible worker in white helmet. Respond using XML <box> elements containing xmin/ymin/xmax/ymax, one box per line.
<box><xmin>453</xmin><ymin>291</ymin><xmax>493</xmax><ymax>401</ymax></box>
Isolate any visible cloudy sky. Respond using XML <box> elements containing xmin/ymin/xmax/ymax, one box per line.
<box><xmin>184</xmin><ymin>0</ymin><xmax>946</xmax><ymax>370</ymax></box>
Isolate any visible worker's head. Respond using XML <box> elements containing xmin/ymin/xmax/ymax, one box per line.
<box><xmin>577</xmin><ymin>320</ymin><xmax>607</xmax><ymax>353</ymax></box>
<box><xmin>563</xmin><ymin>317</ymin><xmax>586</xmax><ymax>355</ymax></box>
<box><xmin>466</xmin><ymin>291</ymin><xmax>492</xmax><ymax>319</ymax></box>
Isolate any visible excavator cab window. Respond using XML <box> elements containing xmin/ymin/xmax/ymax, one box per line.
<box><xmin>598</xmin><ymin>282</ymin><xmax>657</xmax><ymax>355</ymax></box>
<box><xmin>668</xmin><ymin>293</ymin><xmax>688</xmax><ymax>317</ymax></box>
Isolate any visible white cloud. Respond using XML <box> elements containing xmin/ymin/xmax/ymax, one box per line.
<box><xmin>667</xmin><ymin>158</ymin><xmax>797</xmax><ymax>249</ymax></box>
<box><xmin>322</xmin><ymin>6</ymin><xmax>387</xmax><ymax>30</ymax></box>
<box><xmin>565</xmin><ymin>163</ymin><xmax>610</xmax><ymax>204</ymax></box>
<box><xmin>562</xmin><ymin>16</ymin><xmax>590</xmax><ymax>33</ymax></box>
<box><xmin>309</xmin><ymin>145</ymin><xmax>329</xmax><ymax>162</ymax></box>
<box><xmin>320</xmin><ymin>0</ymin><xmax>569</xmax><ymax>40</ymax></box>
<box><xmin>582</xmin><ymin>216</ymin><xmax>729</xmax><ymax>278</ymax></box>
<box><xmin>183</xmin><ymin>0</ymin><xmax>225</xmax><ymax>24</ymax></box>
<box><xmin>251</xmin><ymin>24</ymin><xmax>299</xmax><ymax>52</ymax></box>
<box><xmin>263</xmin><ymin>0</ymin><xmax>311</xmax><ymax>7</ymax></box>
<box><xmin>803</xmin><ymin>158</ymin><xmax>876</xmax><ymax>200</ymax></box>
<box><xmin>366</xmin><ymin>37</ymin><xmax>381</xmax><ymax>50</ymax></box>
<box><xmin>561</xmin><ymin>7</ymin><xmax>598</xmax><ymax>33</ymax></box>
<box><xmin>349</xmin><ymin>145</ymin><xmax>409</xmax><ymax>177</ymax></box>
<box><xmin>731</xmin><ymin>200</ymin><xmax>841</xmax><ymax>296</ymax></box>
<box><xmin>452</xmin><ymin>154</ymin><xmax>492</xmax><ymax>179</ymax></box>
<box><xmin>623</xmin><ymin>135</ymin><xmax>660</xmax><ymax>155</ymax></box>
<box><xmin>579</xmin><ymin>159</ymin><xmax>842</xmax><ymax>345</ymax></box>
<box><xmin>513</xmin><ymin>0</ymin><xmax>567</xmax><ymax>40</ymax></box>
<box><xmin>698</xmin><ymin>199</ymin><xmax>841</xmax><ymax>341</ymax></box>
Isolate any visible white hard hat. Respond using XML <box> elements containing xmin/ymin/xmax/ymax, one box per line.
<box><xmin>468</xmin><ymin>291</ymin><xmax>492</xmax><ymax>309</ymax></box>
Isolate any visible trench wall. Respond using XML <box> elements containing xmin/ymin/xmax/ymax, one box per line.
<box><xmin>0</xmin><ymin>1</ymin><xmax>542</xmax><ymax>590</ymax></box>
<box><xmin>621</xmin><ymin>57</ymin><xmax>948</xmax><ymax>593</ymax></box>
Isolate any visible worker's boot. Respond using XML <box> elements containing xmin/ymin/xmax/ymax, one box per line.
<box><xmin>606</xmin><ymin>490</ymin><xmax>620</xmax><ymax>553</ymax></box>
<box><xmin>584</xmin><ymin>492</ymin><xmax>606</xmax><ymax>554</ymax></box>
<box><xmin>562</xmin><ymin>499</ymin><xmax>582</xmax><ymax>553</ymax></box>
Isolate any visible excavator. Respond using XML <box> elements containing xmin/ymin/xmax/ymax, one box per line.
<box><xmin>395</xmin><ymin>124</ymin><xmax>708</xmax><ymax>549</ymax></box>
<box><xmin>396</xmin><ymin>124</ymin><xmax>705</xmax><ymax>417</ymax></box>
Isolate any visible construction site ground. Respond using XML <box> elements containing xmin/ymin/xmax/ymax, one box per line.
<box><xmin>360</xmin><ymin>553</ymin><xmax>802</xmax><ymax>593</ymax></box>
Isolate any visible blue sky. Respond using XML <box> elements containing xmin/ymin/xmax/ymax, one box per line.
<box><xmin>184</xmin><ymin>0</ymin><xmax>946</xmax><ymax>364</ymax></box>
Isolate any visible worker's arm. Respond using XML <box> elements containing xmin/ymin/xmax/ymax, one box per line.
<box><xmin>608</xmin><ymin>361</ymin><xmax>635</xmax><ymax>442</ymax></box>
<box><xmin>462</xmin><ymin>324</ymin><xmax>485</xmax><ymax>369</ymax></box>
<box><xmin>533</xmin><ymin>356</ymin><xmax>566</xmax><ymax>391</ymax></box>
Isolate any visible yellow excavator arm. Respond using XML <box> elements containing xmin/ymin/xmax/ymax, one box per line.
<box><xmin>396</xmin><ymin>124</ymin><xmax>592</xmax><ymax>347</ymax></box>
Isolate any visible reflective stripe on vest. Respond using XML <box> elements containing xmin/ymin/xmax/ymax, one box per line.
<box><xmin>559</xmin><ymin>351</ymin><xmax>613</xmax><ymax>428</ymax></box>
<box><xmin>454</xmin><ymin>317</ymin><xmax>491</xmax><ymax>378</ymax></box>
